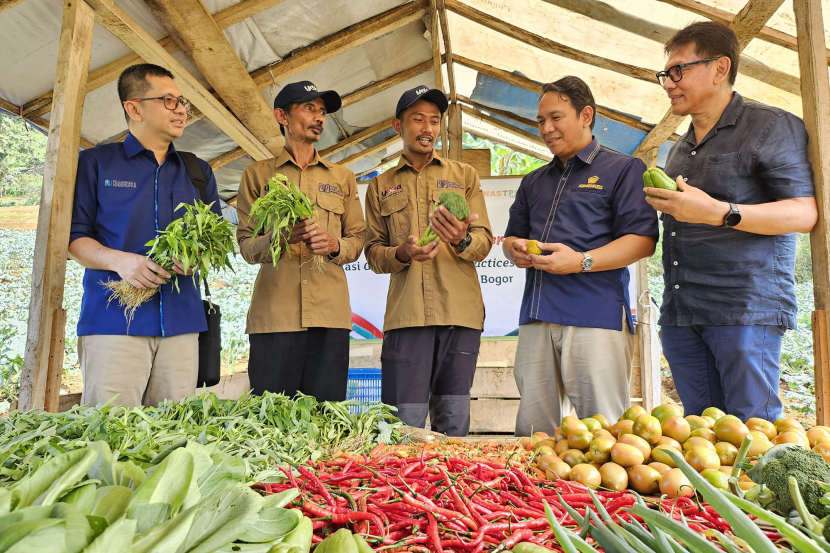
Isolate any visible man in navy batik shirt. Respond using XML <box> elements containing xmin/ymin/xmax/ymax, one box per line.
<box><xmin>69</xmin><ymin>64</ymin><xmax>221</xmax><ymax>408</ymax></box>
<box><xmin>504</xmin><ymin>76</ymin><xmax>658</xmax><ymax>435</ymax></box>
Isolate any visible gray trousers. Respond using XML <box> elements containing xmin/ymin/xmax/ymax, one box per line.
<box><xmin>381</xmin><ymin>326</ymin><xmax>480</xmax><ymax>437</ymax></box>
<box><xmin>513</xmin><ymin>316</ymin><xmax>634</xmax><ymax>436</ymax></box>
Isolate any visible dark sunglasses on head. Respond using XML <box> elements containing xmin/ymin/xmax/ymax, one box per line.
<box><xmin>656</xmin><ymin>57</ymin><xmax>722</xmax><ymax>86</ymax></box>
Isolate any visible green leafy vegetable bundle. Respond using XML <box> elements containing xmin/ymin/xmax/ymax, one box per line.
<box><xmin>248</xmin><ymin>174</ymin><xmax>323</xmax><ymax>271</ymax></box>
<box><xmin>103</xmin><ymin>200</ymin><xmax>236</xmax><ymax>324</ymax></box>
<box><xmin>0</xmin><ymin>392</ymin><xmax>402</xmax><ymax>486</ymax></box>
<box><xmin>0</xmin><ymin>440</ymin><xmax>313</xmax><ymax>553</ymax></box>
<box><xmin>416</xmin><ymin>190</ymin><xmax>470</xmax><ymax>247</ymax></box>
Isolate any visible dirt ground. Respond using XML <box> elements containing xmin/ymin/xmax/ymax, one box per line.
<box><xmin>0</xmin><ymin>206</ymin><xmax>38</xmax><ymax>230</ymax></box>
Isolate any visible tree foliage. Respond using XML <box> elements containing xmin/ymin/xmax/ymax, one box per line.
<box><xmin>0</xmin><ymin>112</ymin><xmax>48</xmax><ymax>204</ymax></box>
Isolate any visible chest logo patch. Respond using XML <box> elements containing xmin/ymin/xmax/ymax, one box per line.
<box><xmin>437</xmin><ymin>179</ymin><xmax>463</xmax><ymax>191</ymax></box>
<box><xmin>578</xmin><ymin>175</ymin><xmax>603</xmax><ymax>190</ymax></box>
<box><xmin>381</xmin><ymin>184</ymin><xmax>403</xmax><ymax>199</ymax></box>
<box><xmin>104</xmin><ymin>179</ymin><xmax>137</xmax><ymax>188</ymax></box>
<box><xmin>318</xmin><ymin>183</ymin><xmax>343</xmax><ymax>197</ymax></box>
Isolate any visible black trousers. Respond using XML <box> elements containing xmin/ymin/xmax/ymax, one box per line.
<box><xmin>381</xmin><ymin>326</ymin><xmax>481</xmax><ymax>436</ymax></box>
<box><xmin>248</xmin><ymin>328</ymin><xmax>350</xmax><ymax>401</ymax></box>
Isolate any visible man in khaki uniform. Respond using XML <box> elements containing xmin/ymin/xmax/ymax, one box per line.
<box><xmin>364</xmin><ymin>86</ymin><xmax>493</xmax><ymax>436</ymax></box>
<box><xmin>237</xmin><ymin>81</ymin><xmax>365</xmax><ymax>400</ymax></box>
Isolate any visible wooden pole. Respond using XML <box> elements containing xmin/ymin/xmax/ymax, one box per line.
<box><xmin>447</xmin><ymin>102</ymin><xmax>463</xmax><ymax>161</ymax></box>
<box><xmin>633</xmin><ymin>150</ymin><xmax>661</xmax><ymax>412</ymax></box>
<box><xmin>19</xmin><ymin>0</ymin><xmax>95</xmax><ymax>411</ymax></box>
<box><xmin>794</xmin><ymin>0</ymin><xmax>830</xmax><ymax>424</ymax></box>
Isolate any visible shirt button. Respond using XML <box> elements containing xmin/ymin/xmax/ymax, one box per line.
<box><xmin>419</xmin><ymin>199</ymin><xmax>424</xmax><ymax>203</ymax></box>
<box><xmin>673</xmin><ymin>261</ymin><xmax>678</xmax><ymax>266</ymax></box>
<box><xmin>671</xmin><ymin>232</ymin><xmax>676</xmax><ymax>237</ymax></box>
<box><xmin>425</xmin><ymin>274</ymin><xmax>431</xmax><ymax>279</ymax></box>
<box><xmin>691</xmin><ymin>151</ymin><xmax>696</xmax><ymax>156</ymax></box>
<box><xmin>302</xmin><ymin>280</ymin><xmax>308</xmax><ymax>285</ymax></box>
<box><xmin>674</xmin><ymin>284</ymin><xmax>680</xmax><ymax>289</ymax></box>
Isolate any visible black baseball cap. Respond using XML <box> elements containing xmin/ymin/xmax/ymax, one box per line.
<box><xmin>273</xmin><ymin>81</ymin><xmax>342</xmax><ymax>113</ymax></box>
<box><xmin>395</xmin><ymin>86</ymin><xmax>448</xmax><ymax>118</ymax></box>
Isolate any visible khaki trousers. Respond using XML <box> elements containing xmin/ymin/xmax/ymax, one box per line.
<box><xmin>513</xmin><ymin>315</ymin><xmax>634</xmax><ymax>436</ymax></box>
<box><xmin>79</xmin><ymin>333</ymin><xmax>199</xmax><ymax>408</ymax></box>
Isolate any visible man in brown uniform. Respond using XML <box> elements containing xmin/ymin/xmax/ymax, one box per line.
<box><xmin>236</xmin><ymin>81</ymin><xmax>365</xmax><ymax>400</ymax></box>
<box><xmin>364</xmin><ymin>86</ymin><xmax>493</xmax><ymax>436</ymax></box>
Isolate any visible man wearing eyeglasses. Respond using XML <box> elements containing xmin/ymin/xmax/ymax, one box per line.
<box><xmin>644</xmin><ymin>22</ymin><xmax>817</xmax><ymax>421</ymax></box>
<box><xmin>68</xmin><ymin>63</ymin><xmax>221</xmax><ymax>408</ymax></box>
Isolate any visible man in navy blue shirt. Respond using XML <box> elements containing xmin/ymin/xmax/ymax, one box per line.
<box><xmin>69</xmin><ymin>64</ymin><xmax>221</xmax><ymax>408</ymax></box>
<box><xmin>644</xmin><ymin>22</ymin><xmax>817</xmax><ymax>421</ymax></box>
<box><xmin>504</xmin><ymin>77</ymin><xmax>659</xmax><ymax>435</ymax></box>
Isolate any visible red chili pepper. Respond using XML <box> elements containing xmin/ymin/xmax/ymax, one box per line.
<box><xmin>605</xmin><ymin>496</ymin><xmax>637</xmax><ymax>515</ymax></box>
<box><xmin>426</xmin><ymin>511</ymin><xmax>445</xmax><ymax>553</ymax></box>
<box><xmin>501</xmin><ymin>528</ymin><xmax>535</xmax><ymax>549</ymax></box>
<box><xmin>312</xmin><ymin>520</ymin><xmax>330</xmax><ymax>530</ymax></box>
<box><xmin>532</xmin><ymin>529</ymin><xmax>554</xmax><ymax>545</ymax></box>
<box><xmin>297</xmin><ymin>465</ymin><xmax>336</xmax><ymax>508</ymax></box>
<box><xmin>302</xmin><ymin>500</ymin><xmax>333</xmax><ymax>518</ymax></box>
<box><xmin>330</xmin><ymin>511</ymin><xmax>387</xmax><ymax>535</ymax></box>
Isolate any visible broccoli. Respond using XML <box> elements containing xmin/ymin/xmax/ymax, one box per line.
<box><xmin>416</xmin><ymin>190</ymin><xmax>471</xmax><ymax>247</ymax></box>
<box><xmin>760</xmin><ymin>446</ymin><xmax>830</xmax><ymax>519</ymax></box>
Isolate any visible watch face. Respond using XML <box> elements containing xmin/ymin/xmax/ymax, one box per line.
<box><xmin>725</xmin><ymin>212</ymin><xmax>742</xmax><ymax>227</ymax></box>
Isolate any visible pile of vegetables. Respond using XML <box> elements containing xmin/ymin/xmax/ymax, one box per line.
<box><xmin>0</xmin><ymin>392</ymin><xmax>402</xmax><ymax>485</ymax></box>
<box><xmin>520</xmin><ymin>403</ymin><xmax>830</xmax><ymax>499</ymax></box>
<box><xmin>0</xmin><ymin>439</ymin><xmax>314</xmax><ymax>553</ymax></box>
<box><xmin>416</xmin><ymin>190</ymin><xmax>470</xmax><ymax>247</ymax></box>
<box><xmin>248</xmin><ymin>174</ymin><xmax>322</xmax><ymax>271</ymax></box>
<box><xmin>103</xmin><ymin>200</ymin><xmax>236</xmax><ymax>323</ymax></box>
<box><xmin>252</xmin><ymin>442</ymin><xmax>798</xmax><ymax>552</ymax></box>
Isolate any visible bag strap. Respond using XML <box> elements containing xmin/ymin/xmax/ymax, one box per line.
<box><xmin>180</xmin><ymin>151</ymin><xmax>213</xmax><ymax>306</ymax></box>
<box><xmin>179</xmin><ymin>151</ymin><xmax>208</xmax><ymax>203</ymax></box>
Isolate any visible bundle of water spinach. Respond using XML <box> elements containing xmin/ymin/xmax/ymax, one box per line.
<box><xmin>0</xmin><ymin>440</ymin><xmax>312</xmax><ymax>553</ymax></box>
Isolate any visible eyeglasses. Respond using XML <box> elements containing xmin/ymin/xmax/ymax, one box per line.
<box><xmin>655</xmin><ymin>57</ymin><xmax>721</xmax><ymax>86</ymax></box>
<box><xmin>123</xmin><ymin>95</ymin><xmax>191</xmax><ymax>111</ymax></box>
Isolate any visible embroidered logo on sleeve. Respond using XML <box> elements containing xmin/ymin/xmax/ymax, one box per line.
<box><xmin>381</xmin><ymin>184</ymin><xmax>403</xmax><ymax>199</ymax></box>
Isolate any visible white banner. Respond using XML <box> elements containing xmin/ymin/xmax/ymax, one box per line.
<box><xmin>346</xmin><ymin>177</ymin><xmax>638</xmax><ymax>339</ymax></box>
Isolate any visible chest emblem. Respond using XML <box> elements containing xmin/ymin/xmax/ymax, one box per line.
<box><xmin>381</xmin><ymin>184</ymin><xmax>403</xmax><ymax>199</ymax></box>
<box><xmin>318</xmin><ymin>183</ymin><xmax>343</xmax><ymax>197</ymax></box>
<box><xmin>578</xmin><ymin>175</ymin><xmax>603</xmax><ymax>190</ymax></box>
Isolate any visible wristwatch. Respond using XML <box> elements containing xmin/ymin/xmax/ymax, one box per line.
<box><xmin>721</xmin><ymin>202</ymin><xmax>742</xmax><ymax>228</ymax></box>
<box><xmin>454</xmin><ymin>233</ymin><xmax>472</xmax><ymax>253</ymax></box>
<box><xmin>580</xmin><ymin>252</ymin><xmax>594</xmax><ymax>273</ymax></box>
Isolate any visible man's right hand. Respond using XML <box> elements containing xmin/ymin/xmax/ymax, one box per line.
<box><xmin>115</xmin><ymin>252</ymin><xmax>171</xmax><ymax>290</ymax></box>
<box><xmin>285</xmin><ymin>217</ymin><xmax>318</xmax><ymax>244</ymax></box>
<box><xmin>396</xmin><ymin>236</ymin><xmax>440</xmax><ymax>263</ymax></box>
<box><xmin>507</xmin><ymin>238</ymin><xmax>533</xmax><ymax>269</ymax></box>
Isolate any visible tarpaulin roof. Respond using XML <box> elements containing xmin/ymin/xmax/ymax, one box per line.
<box><xmin>1</xmin><ymin>0</ymin><xmax>826</xmax><ymax>198</ymax></box>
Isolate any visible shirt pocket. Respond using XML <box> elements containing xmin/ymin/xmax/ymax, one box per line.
<box><xmin>380</xmin><ymin>194</ymin><xmax>410</xmax><ymax>239</ymax></box>
<box><xmin>700</xmin><ymin>152</ymin><xmax>739</xmax><ymax>201</ymax></box>
<box><xmin>316</xmin><ymin>192</ymin><xmax>345</xmax><ymax>238</ymax></box>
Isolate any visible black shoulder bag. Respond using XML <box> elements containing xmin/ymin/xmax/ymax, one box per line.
<box><xmin>180</xmin><ymin>151</ymin><xmax>222</xmax><ymax>388</ymax></box>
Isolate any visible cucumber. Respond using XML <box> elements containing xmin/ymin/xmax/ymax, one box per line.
<box><xmin>644</xmin><ymin>168</ymin><xmax>679</xmax><ymax>198</ymax></box>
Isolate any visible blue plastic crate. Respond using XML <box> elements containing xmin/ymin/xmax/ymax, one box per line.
<box><xmin>346</xmin><ymin>368</ymin><xmax>382</xmax><ymax>414</ymax></box>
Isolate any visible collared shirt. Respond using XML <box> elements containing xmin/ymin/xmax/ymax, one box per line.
<box><xmin>660</xmin><ymin>93</ymin><xmax>815</xmax><ymax>328</ymax></box>
<box><xmin>505</xmin><ymin>139</ymin><xmax>658</xmax><ymax>333</ymax></box>
<box><xmin>364</xmin><ymin>154</ymin><xmax>493</xmax><ymax>331</ymax></box>
<box><xmin>236</xmin><ymin>149</ymin><xmax>365</xmax><ymax>333</ymax></box>
<box><xmin>69</xmin><ymin>133</ymin><xmax>221</xmax><ymax>337</ymax></box>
